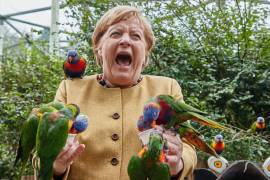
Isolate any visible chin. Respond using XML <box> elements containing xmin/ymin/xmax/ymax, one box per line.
<box><xmin>112</xmin><ymin>75</ymin><xmax>134</xmax><ymax>87</ymax></box>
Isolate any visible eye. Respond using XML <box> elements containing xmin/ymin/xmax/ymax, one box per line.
<box><xmin>110</xmin><ymin>31</ymin><xmax>121</xmax><ymax>38</ymax></box>
<box><xmin>131</xmin><ymin>34</ymin><xmax>141</xmax><ymax>41</ymax></box>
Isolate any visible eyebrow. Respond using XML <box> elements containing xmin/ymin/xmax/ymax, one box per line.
<box><xmin>108</xmin><ymin>25</ymin><xmax>143</xmax><ymax>35</ymax></box>
<box><xmin>130</xmin><ymin>28</ymin><xmax>143</xmax><ymax>35</ymax></box>
<box><xmin>107</xmin><ymin>25</ymin><xmax>124</xmax><ymax>33</ymax></box>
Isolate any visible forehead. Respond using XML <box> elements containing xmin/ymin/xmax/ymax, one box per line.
<box><xmin>107</xmin><ymin>17</ymin><xmax>144</xmax><ymax>32</ymax></box>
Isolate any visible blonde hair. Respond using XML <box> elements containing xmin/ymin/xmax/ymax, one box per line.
<box><xmin>92</xmin><ymin>5</ymin><xmax>155</xmax><ymax>67</ymax></box>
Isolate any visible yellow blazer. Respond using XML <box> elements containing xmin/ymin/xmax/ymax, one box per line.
<box><xmin>54</xmin><ymin>75</ymin><xmax>197</xmax><ymax>180</ymax></box>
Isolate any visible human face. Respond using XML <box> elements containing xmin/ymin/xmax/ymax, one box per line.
<box><xmin>99</xmin><ymin>17</ymin><xmax>147</xmax><ymax>88</ymax></box>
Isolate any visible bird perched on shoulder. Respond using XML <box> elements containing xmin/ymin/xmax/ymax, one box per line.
<box><xmin>63</xmin><ymin>50</ymin><xmax>87</xmax><ymax>79</ymax></box>
<box><xmin>250</xmin><ymin>116</ymin><xmax>266</xmax><ymax>133</ymax></box>
<box><xmin>211</xmin><ymin>134</ymin><xmax>225</xmax><ymax>155</ymax></box>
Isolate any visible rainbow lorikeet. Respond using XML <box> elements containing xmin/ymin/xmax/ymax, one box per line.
<box><xmin>154</xmin><ymin>95</ymin><xmax>226</xmax><ymax>130</ymax></box>
<box><xmin>69</xmin><ymin>114</ymin><xmax>89</xmax><ymax>134</ymax></box>
<box><xmin>137</xmin><ymin>95</ymin><xmax>225</xmax><ymax>157</ymax></box>
<box><xmin>46</xmin><ymin>101</ymin><xmax>65</xmax><ymax>110</ymax></box>
<box><xmin>36</xmin><ymin>104</ymin><xmax>80</xmax><ymax>180</ymax></box>
<box><xmin>63</xmin><ymin>50</ymin><xmax>87</xmax><ymax>79</ymax></box>
<box><xmin>211</xmin><ymin>134</ymin><xmax>225</xmax><ymax>155</ymax></box>
<box><xmin>137</xmin><ymin>101</ymin><xmax>161</xmax><ymax>131</ymax></box>
<box><xmin>250</xmin><ymin>116</ymin><xmax>265</xmax><ymax>133</ymax></box>
<box><xmin>14</xmin><ymin>105</ymin><xmax>58</xmax><ymax>176</ymax></box>
<box><xmin>14</xmin><ymin>102</ymin><xmax>80</xmax><ymax>179</ymax></box>
<box><xmin>128</xmin><ymin>132</ymin><xmax>170</xmax><ymax>180</ymax></box>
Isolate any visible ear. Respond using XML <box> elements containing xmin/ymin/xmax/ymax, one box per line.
<box><xmin>98</xmin><ymin>48</ymin><xmax>102</xmax><ymax>57</ymax></box>
<box><xmin>142</xmin><ymin>55</ymin><xmax>148</xmax><ymax>68</ymax></box>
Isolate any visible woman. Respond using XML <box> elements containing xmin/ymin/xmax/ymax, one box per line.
<box><xmin>53</xmin><ymin>5</ymin><xmax>197</xmax><ymax>180</ymax></box>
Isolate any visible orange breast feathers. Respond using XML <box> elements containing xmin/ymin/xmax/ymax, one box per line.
<box><xmin>64</xmin><ymin>58</ymin><xmax>86</xmax><ymax>72</ymax></box>
<box><xmin>256</xmin><ymin>122</ymin><xmax>265</xmax><ymax>129</ymax></box>
<box><xmin>212</xmin><ymin>141</ymin><xmax>225</xmax><ymax>154</ymax></box>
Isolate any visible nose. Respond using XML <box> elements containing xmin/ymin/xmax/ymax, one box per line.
<box><xmin>119</xmin><ymin>33</ymin><xmax>131</xmax><ymax>46</ymax></box>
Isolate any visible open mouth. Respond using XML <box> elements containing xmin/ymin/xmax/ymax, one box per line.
<box><xmin>115</xmin><ymin>52</ymin><xmax>132</xmax><ymax>66</ymax></box>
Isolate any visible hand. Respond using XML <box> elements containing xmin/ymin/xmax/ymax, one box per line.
<box><xmin>53</xmin><ymin>138</ymin><xmax>85</xmax><ymax>176</ymax></box>
<box><xmin>163</xmin><ymin>129</ymin><xmax>183</xmax><ymax>176</ymax></box>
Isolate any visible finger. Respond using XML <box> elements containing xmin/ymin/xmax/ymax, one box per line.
<box><xmin>165</xmin><ymin>155</ymin><xmax>181</xmax><ymax>167</ymax></box>
<box><xmin>164</xmin><ymin>129</ymin><xmax>177</xmax><ymax>136</ymax></box>
<box><xmin>163</xmin><ymin>133</ymin><xmax>182</xmax><ymax>146</ymax></box>
<box><xmin>57</xmin><ymin>142</ymin><xmax>83</xmax><ymax>162</ymax></box>
<box><xmin>166</xmin><ymin>155</ymin><xmax>184</xmax><ymax>176</ymax></box>
<box><xmin>166</xmin><ymin>141</ymin><xmax>182</xmax><ymax>156</ymax></box>
<box><xmin>154</xmin><ymin>125</ymin><xmax>164</xmax><ymax>132</ymax></box>
<box><xmin>66</xmin><ymin>144</ymin><xmax>85</xmax><ymax>163</ymax></box>
<box><xmin>57</xmin><ymin>143</ymin><xmax>73</xmax><ymax>159</ymax></box>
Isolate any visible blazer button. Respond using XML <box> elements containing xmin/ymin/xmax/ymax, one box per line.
<box><xmin>112</xmin><ymin>113</ymin><xmax>120</xmax><ymax>120</ymax></box>
<box><xmin>111</xmin><ymin>158</ymin><xmax>119</xmax><ymax>166</ymax></box>
<box><xmin>111</xmin><ymin>133</ymin><xmax>119</xmax><ymax>141</ymax></box>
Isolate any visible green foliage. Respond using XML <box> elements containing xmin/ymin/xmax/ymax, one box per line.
<box><xmin>1</xmin><ymin>0</ymin><xmax>270</xmax><ymax>177</ymax></box>
<box><xmin>0</xmin><ymin>45</ymin><xmax>63</xmax><ymax>178</ymax></box>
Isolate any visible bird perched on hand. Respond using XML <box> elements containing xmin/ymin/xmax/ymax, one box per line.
<box><xmin>69</xmin><ymin>114</ymin><xmax>89</xmax><ymax>134</ymax></box>
<box><xmin>128</xmin><ymin>132</ymin><xmax>170</xmax><ymax>180</ymax></box>
<box><xmin>136</xmin><ymin>95</ymin><xmax>226</xmax><ymax>157</ymax></box>
<box><xmin>211</xmin><ymin>134</ymin><xmax>225</xmax><ymax>155</ymax></box>
<box><xmin>14</xmin><ymin>102</ymin><xmax>80</xmax><ymax>180</ymax></box>
<box><xmin>14</xmin><ymin>105</ymin><xmax>58</xmax><ymax>176</ymax></box>
<box><xmin>151</xmin><ymin>95</ymin><xmax>227</xmax><ymax>130</ymax></box>
<box><xmin>137</xmin><ymin>101</ymin><xmax>161</xmax><ymax>131</ymax></box>
<box><xmin>36</xmin><ymin>104</ymin><xmax>80</xmax><ymax>180</ymax></box>
<box><xmin>250</xmin><ymin>116</ymin><xmax>266</xmax><ymax>133</ymax></box>
<box><xmin>63</xmin><ymin>50</ymin><xmax>87</xmax><ymax>79</ymax></box>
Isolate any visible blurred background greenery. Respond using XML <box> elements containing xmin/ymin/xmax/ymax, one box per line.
<box><xmin>0</xmin><ymin>0</ymin><xmax>269</xmax><ymax>178</ymax></box>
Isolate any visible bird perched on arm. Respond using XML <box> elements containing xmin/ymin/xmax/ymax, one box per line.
<box><xmin>63</xmin><ymin>50</ymin><xmax>87</xmax><ymax>79</ymax></box>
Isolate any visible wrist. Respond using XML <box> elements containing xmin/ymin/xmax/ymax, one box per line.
<box><xmin>171</xmin><ymin>158</ymin><xmax>184</xmax><ymax>177</ymax></box>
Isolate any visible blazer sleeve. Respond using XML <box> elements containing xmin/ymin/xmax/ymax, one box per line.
<box><xmin>54</xmin><ymin>80</ymin><xmax>67</xmax><ymax>103</ymax></box>
<box><xmin>171</xmin><ymin>79</ymin><xmax>197</xmax><ymax>180</ymax></box>
<box><xmin>171</xmin><ymin>79</ymin><xmax>184</xmax><ymax>102</ymax></box>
